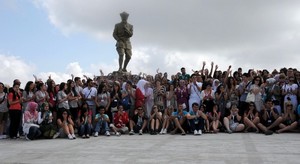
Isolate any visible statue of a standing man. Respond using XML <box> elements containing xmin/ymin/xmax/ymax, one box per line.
<box><xmin>113</xmin><ymin>12</ymin><xmax>133</xmax><ymax>72</ymax></box>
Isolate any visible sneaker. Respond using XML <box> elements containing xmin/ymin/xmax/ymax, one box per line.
<box><xmin>129</xmin><ymin>130</ymin><xmax>134</xmax><ymax>135</ymax></box>
<box><xmin>86</xmin><ymin>134</ymin><xmax>90</xmax><ymax>138</ymax></box>
<box><xmin>68</xmin><ymin>134</ymin><xmax>73</xmax><ymax>140</ymax></box>
<box><xmin>227</xmin><ymin>129</ymin><xmax>232</xmax><ymax>134</ymax></box>
<box><xmin>159</xmin><ymin>129</ymin><xmax>164</xmax><ymax>135</ymax></box>
<box><xmin>162</xmin><ymin>129</ymin><xmax>167</xmax><ymax>134</ymax></box>
<box><xmin>25</xmin><ymin>135</ymin><xmax>31</xmax><ymax>141</ymax></box>
<box><xmin>139</xmin><ymin>130</ymin><xmax>143</xmax><ymax>135</ymax></box>
<box><xmin>194</xmin><ymin>130</ymin><xmax>198</xmax><ymax>135</ymax></box>
<box><xmin>82</xmin><ymin>135</ymin><xmax>86</xmax><ymax>139</ymax></box>
<box><xmin>265</xmin><ymin>130</ymin><xmax>273</xmax><ymax>135</ymax></box>
<box><xmin>198</xmin><ymin>130</ymin><xmax>202</xmax><ymax>135</ymax></box>
<box><xmin>116</xmin><ymin>132</ymin><xmax>121</xmax><ymax>136</ymax></box>
<box><xmin>52</xmin><ymin>132</ymin><xmax>60</xmax><ymax>139</ymax></box>
<box><xmin>94</xmin><ymin>132</ymin><xmax>99</xmax><ymax>137</ymax></box>
<box><xmin>71</xmin><ymin>134</ymin><xmax>76</xmax><ymax>139</ymax></box>
<box><xmin>105</xmin><ymin>131</ymin><xmax>110</xmax><ymax>136</ymax></box>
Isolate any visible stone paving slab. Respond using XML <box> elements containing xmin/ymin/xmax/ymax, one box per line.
<box><xmin>0</xmin><ymin>133</ymin><xmax>300</xmax><ymax>164</ymax></box>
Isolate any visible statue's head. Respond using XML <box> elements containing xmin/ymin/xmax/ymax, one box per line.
<box><xmin>120</xmin><ymin>11</ymin><xmax>129</xmax><ymax>22</ymax></box>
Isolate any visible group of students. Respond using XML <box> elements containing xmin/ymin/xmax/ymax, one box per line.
<box><xmin>1</xmin><ymin>64</ymin><xmax>300</xmax><ymax>140</ymax></box>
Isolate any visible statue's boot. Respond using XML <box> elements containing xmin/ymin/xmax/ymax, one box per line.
<box><xmin>118</xmin><ymin>56</ymin><xmax>123</xmax><ymax>72</ymax></box>
<box><xmin>122</xmin><ymin>58</ymin><xmax>130</xmax><ymax>72</ymax></box>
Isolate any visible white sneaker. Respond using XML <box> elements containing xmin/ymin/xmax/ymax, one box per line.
<box><xmin>53</xmin><ymin>132</ymin><xmax>60</xmax><ymax>139</ymax></box>
<box><xmin>139</xmin><ymin>130</ymin><xmax>143</xmax><ymax>135</ymax></box>
<box><xmin>94</xmin><ymin>132</ymin><xmax>99</xmax><ymax>137</ymax></box>
<box><xmin>116</xmin><ymin>132</ymin><xmax>120</xmax><ymax>136</ymax></box>
<box><xmin>129</xmin><ymin>130</ymin><xmax>134</xmax><ymax>135</ymax></box>
<box><xmin>71</xmin><ymin>133</ymin><xmax>76</xmax><ymax>139</ymax></box>
<box><xmin>68</xmin><ymin>134</ymin><xmax>73</xmax><ymax>140</ymax></box>
<box><xmin>194</xmin><ymin>130</ymin><xmax>197</xmax><ymax>135</ymax></box>
<box><xmin>198</xmin><ymin>130</ymin><xmax>202</xmax><ymax>135</ymax></box>
<box><xmin>162</xmin><ymin>129</ymin><xmax>167</xmax><ymax>134</ymax></box>
<box><xmin>159</xmin><ymin>129</ymin><xmax>164</xmax><ymax>135</ymax></box>
<box><xmin>105</xmin><ymin>131</ymin><xmax>110</xmax><ymax>136</ymax></box>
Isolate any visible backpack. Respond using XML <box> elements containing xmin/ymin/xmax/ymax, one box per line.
<box><xmin>121</xmin><ymin>95</ymin><xmax>131</xmax><ymax>110</ymax></box>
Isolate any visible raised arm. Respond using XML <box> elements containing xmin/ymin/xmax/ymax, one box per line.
<box><xmin>208</xmin><ymin>62</ymin><xmax>214</xmax><ymax>78</ymax></box>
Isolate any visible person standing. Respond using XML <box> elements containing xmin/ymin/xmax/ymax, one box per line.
<box><xmin>8</xmin><ymin>83</ymin><xmax>23</xmax><ymax>139</ymax></box>
<box><xmin>0</xmin><ymin>82</ymin><xmax>9</xmax><ymax>139</ymax></box>
<box><xmin>113</xmin><ymin>11</ymin><xmax>133</xmax><ymax>72</ymax></box>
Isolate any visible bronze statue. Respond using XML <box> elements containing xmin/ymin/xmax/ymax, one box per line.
<box><xmin>113</xmin><ymin>11</ymin><xmax>133</xmax><ymax>72</ymax></box>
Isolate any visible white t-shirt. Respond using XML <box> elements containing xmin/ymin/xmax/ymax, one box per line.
<box><xmin>188</xmin><ymin>82</ymin><xmax>202</xmax><ymax>99</ymax></box>
<box><xmin>282</xmin><ymin>83</ymin><xmax>298</xmax><ymax>96</ymax></box>
<box><xmin>82</xmin><ymin>87</ymin><xmax>97</xmax><ymax>106</ymax></box>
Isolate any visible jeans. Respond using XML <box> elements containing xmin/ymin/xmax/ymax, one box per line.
<box><xmin>94</xmin><ymin>119</ymin><xmax>109</xmax><ymax>133</ymax></box>
<box><xmin>189</xmin><ymin>117</ymin><xmax>204</xmax><ymax>131</ymax></box>
<box><xmin>27</xmin><ymin>126</ymin><xmax>42</xmax><ymax>140</ymax></box>
<box><xmin>79</xmin><ymin>123</ymin><xmax>92</xmax><ymax>136</ymax></box>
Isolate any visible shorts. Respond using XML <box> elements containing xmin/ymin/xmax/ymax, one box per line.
<box><xmin>59</xmin><ymin>128</ymin><xmax>67</xmax><ymax>138</ymax></box>
<box><xmin>0</xmin><ymin>112</ymin><xmax>8</xmax><ymax>124</ymax></box>
<box><xmin>229</xmin><ymin>122</ymin><xmax>239</xmax><ymax>131</ymax></box>
<box><xmin>133</xmin><ymin>125</ymin><xmax>142</xmax><ymax>133</ymax></box>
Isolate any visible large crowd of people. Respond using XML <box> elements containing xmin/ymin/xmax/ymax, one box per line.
<box><xmin>0</xmin><ymin>61</ymin><xmax>300</xmax><ymax>140</ymax></box>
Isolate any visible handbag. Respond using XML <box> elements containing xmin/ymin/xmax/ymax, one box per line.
<box><xmin>245</xmin><ymin>92</ymin><xmax>255</xmax><ymax>103</ymax></box>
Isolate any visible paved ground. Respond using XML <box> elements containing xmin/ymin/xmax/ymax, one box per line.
<box><xmin>0</xmin><ymin>133</ymin><xmax>300</xmax><ymax>164</ymax></box>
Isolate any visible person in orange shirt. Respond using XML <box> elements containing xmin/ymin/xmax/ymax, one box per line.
<box><xmin>8</xmin><ymin>83</ymin><xmax>23</xmax><ymax>139</ymax></box>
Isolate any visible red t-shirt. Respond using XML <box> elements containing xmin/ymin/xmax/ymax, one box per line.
<box><xmin>114</xmin><ymin>111</ymin><xmax>129</xmax><ymax>128</ymax></box>
<box><xmin>8</xmin><ymin>92</ymin><xmax>22</xmax><ymax>110</ymax></box>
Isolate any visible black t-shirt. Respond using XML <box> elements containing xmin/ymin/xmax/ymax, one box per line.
<box><xmin>131</xmin><ymin>113</ymin><xmax>148</xmax><ymax>126</ymax></box>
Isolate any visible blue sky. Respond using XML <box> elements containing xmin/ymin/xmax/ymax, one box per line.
<box><xmin>0</xmin><ymin>0</ymin><xmax>113</xmax><ymax>74</ymax></box>
<box><xmin>1</xmin><ymin>0</ymin><xmax>300</xmax><ymax>86</ymax></box>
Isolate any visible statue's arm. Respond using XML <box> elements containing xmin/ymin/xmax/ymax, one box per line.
<box><xmin>126</xmin><ymin>25</ymin><xmax>133</xmax><ymax>37</ymax></box>
<box><xmin>113</xmin><ymin>24</ymin><xmax>120</xmax><ymax>41</ymax></box>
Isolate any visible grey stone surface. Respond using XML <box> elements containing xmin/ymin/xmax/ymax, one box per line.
<box><xmin>0</xmin><ymin>133</ymin><xmax>300</xmax><ymax>164</ymax></box>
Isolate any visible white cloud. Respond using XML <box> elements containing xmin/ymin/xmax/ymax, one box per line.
<box><xmin>0</xmin><ymin>54</ymin><xmax>96</xmax><ymax>86</ymax></box>
<box><xmin>0</xmin><ymin>54</ymin><xmax>35</xmax><ymax>86</ymax></box>
<box><xmin>33</xmin><ymin>0</ymin><xmax>300</xmax><ymax>73</ymax></box>
<box><xmin>38</xmin><ymin>62</ymin><xmax>94</xmax><ymax>84</ymax></box>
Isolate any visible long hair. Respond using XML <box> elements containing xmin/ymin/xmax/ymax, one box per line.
<box><xmin>24</xmin><ymin>81</ymin><xmax>34</xmax><ymax>95</ymax></box>
<box><xmin>97</xmin><ymin>83</ymin><xmax>106</xmax><ymax>94</ymax></box>
<box><xmin>47</xmin><ymin>79</ymin><xmax>57</xmax><ymax>96</ymax></box>
<box><xmin>59</xmin><ymin>82</ymin><xmax>66</xmax><ymax>91</ymax></box>
<box><xmin>12</xmin><ymin>83</ymin><xmax>20</xmax><ymax>100</ymax></box>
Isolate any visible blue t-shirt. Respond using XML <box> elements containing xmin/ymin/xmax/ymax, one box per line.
<box><xmin>172</xmin><ymin>111</ymin><xmax>188</xmax><ymax>120</ymax></box>
<box><xmin>189</xmin><ymin>110</ymin><xmax>200</xmax><ymax>123</ymax></box>
<box><xmin>95</xmin><ymin>113</ymin><xmax>109</xmax><ymax>121</ymax></box>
